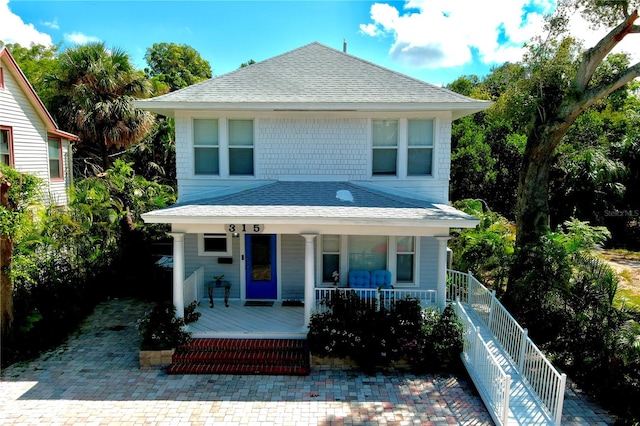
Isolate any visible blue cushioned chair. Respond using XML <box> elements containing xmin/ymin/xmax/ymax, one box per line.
<box><xmin>348</xmin><ymin>270</ymin><xmax>371</xmax><ymax>288</ymax></box>
<box><xmin>371</xmin><ymin>269</ymin><xmax>393</xmax><ymax>289</ymax></box>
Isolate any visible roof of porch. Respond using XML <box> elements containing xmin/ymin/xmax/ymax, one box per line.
<box><xmin>142</xmin><ymin>181</ymin><xmax>478</xmax><ymax>228</ymax></box>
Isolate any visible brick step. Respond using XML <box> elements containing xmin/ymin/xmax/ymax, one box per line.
<box><xmin>168</xmin><ymin>338</ymin><xmax>310</xmax><ymax>376</ymax></box>
<box><xmin>172</xmin><ymin>349</ymin><xmax>308</xmax><ymax>365</ymax></box>
<box><xmin>167</xmin><ymin>362</ymin><xmax>310</xmax><ymax>376</ymax></box>
<box><xmin>183</xmin><ymin>338</ymin><xmax>307</xmax><ymax>351</ymax></box>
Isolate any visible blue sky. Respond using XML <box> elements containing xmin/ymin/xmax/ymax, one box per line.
<box><xmin>0</xmin><ymin>0</ymin><xmax>565</xmax><ymax>86</ymax></box>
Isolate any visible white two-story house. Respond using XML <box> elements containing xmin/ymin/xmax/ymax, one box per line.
<box><xmin>134</xmin><ymin>42</ymin><xmax>491</xmax><ymax>335</ymax></box>
<box><xmin>0</xmin><ymin>46</ymin><xmax>77</xmax><ymax>206</ymax></box>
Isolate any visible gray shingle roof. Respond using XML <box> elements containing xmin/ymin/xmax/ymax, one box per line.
<box><xmin>142</xmin><ymin>181</ymin><xmax>478</xmax><ymax>228</ymax></box>
<box><xmin>134</xmin><ymin>42</ymin><xmax>491</xmax><ymax>117</ymax></box>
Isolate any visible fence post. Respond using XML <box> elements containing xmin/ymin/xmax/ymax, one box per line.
<box><xmin>503</xmin><ymin>375</ymin><xmax>511</xmax><ymax>426</ymax></box>
<box><xmin>487</xmin><ymin>290</ymin><xmax>496</xmax><ymax>330</ymax></box>
<box><xmin>555</xmin><ymin>373</ymin><xmax>567</xmax><ymax>425</ymax></box>
<box><xmin>518</xmin><ymin>328</ymin><xmax>528</xmax><ymax>371</ymax></box>
<box><xmin>467</xmin><ymin>271</ymin><xmax>473</xmax><ymax>306</ymax></box>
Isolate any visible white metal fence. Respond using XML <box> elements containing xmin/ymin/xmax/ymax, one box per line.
<box><xmin>447</xmin><ymin>270</ymin><xmax>567</xmax><ymax>425</ymax></box>
<box><xmin>183</xmin><ymin>266</ymin><xmax>204</xmax><ymax>305</ymax></box>
<box><xmin>455</xmin><ymin>301</ymin><xmax>511</xmax><ymax>426</ymax></box>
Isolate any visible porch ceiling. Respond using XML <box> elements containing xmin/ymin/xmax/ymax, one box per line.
<box><xmin>142</xmin><ymin>181</ymin><xmax>479</xmax><ymax>229</ymax></box>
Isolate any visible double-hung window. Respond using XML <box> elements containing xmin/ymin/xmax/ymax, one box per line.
<box><xmin>0</xmin><ymin>126</ymin><xmax>12</xmax><ymax>166</ymax></box>
<box><xmin>48</xmin><ymin>137</ymin><xmax>62</xmax><ymax>179</ymax></box>
<box><xmin>194</xmin><ymin>119</ymin><xmax>219</xmax><ymax>175</ymax></box>
<box><xmin>321</xmin><ymin>235</ymin><xmax>340</xmax><ymax>283</ymax></box>
<box><xmin>407</xmin><ymin>119</ymin><xmax>434</xmax><ymax>176</ymax></box>
<box><xmin>372</xmin><ymin>119</ymin><xmax>398</xmax><ymax>176</ymax></box>
<box><xmin>396</xmin><ymin>236</ymin><xmax>415</xmax><ymax>283</ymax></box>
<box><xmin>228</xmin><ymin>119</ymin><xmax>254</xmax><ymax>176</ymax></box>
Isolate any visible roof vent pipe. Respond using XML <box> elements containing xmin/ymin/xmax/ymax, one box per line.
<box><xmin>343</xmin><ymin>39</ymin><xmax>347</xmax><ymax>53</ymax></box>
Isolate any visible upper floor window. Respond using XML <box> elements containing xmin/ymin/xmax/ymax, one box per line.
<box><xmin>407</xmin><ymin>119</ymin><xmax>434</xmax><ymax>176</ymax></box>
<box><xmin>228</xmin><ymin>119</ymin><xmax>254</xmax><ymax>176</ymax></box>
<box><xmin>48</xmin><ymin>137</ymin><xmax>63</xmax><ymax>179</ymax></box>
<box><xmin>0</xmin><ymin>126</ymin><xmax>13</xmax><ymax>166</ymax></box>
<box><xmin>372</xmin><ymin>119</ymin><xmax>398</xmax><ymax>176</ymax></box>
<box><xmin>193</xmin><ymin>119</ymin><xmax>219</xmax><ymax>175</ymax></box>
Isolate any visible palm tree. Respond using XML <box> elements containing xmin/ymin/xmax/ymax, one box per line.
<box><xmin>48</xmin><ymin>42</ymin><xmax>155</xmax><ymax>173</ymax></box>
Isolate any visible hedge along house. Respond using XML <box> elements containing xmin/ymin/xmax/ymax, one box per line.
<box><xmin>134</xmin><ymin>42</ymin><xmax>491</xmax><ymax>337</ymax></box>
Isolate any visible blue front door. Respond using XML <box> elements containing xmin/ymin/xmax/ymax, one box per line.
<box><xmin>246</xmin><ymin>234</ymin><xmax>277</xmax><ymax>299</ymax></box>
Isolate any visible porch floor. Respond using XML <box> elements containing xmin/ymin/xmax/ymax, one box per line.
<box><xmin>186</xmin><ymin>299</ymin><xmax>307</xmax><ymax>339</ymax></box>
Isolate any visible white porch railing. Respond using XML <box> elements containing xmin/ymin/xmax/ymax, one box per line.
<box><xmin>447</xmin><ymin>270</ymin><xmax>567</xmax><ymax>425</ymax></box>
<box><xmin>455</xmin><ymin>300</ymin><xmax>511</xmax><ymax>426</ymax></box>
<box><xmin>314</xmin><ymin>287</ymin><xmax>438</xmax><ymax>312</ymax></box>
<box><xmin>183</xmin><ymin>266</ymin><xmax>204</xmax><ymax>305</ymax></box>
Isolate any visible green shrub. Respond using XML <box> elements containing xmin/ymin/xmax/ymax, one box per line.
<box><xmin>137</xmin><ymin>302</ymin><xmax>198</xmax><ymax>350</ymax></box>
<box><xmin>308</xmin><ymin>292</ymin><xmax>463</xmax><ymax>374</ymax></box>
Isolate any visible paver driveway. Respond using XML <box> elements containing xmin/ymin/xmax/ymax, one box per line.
<box><xmin>0</xmin><ymin>298</ymin><xmax>614</xmax><ymax>425</ymax></box>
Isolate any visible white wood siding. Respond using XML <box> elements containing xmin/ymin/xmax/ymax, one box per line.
<box><xmin>279</xmin><ymin>234</ymin><xmax>306</xmax><ymax>300</ymax></box>
<box><xmin>0</xmin><ymin>65</ymin><xmax>70</xmax><ymax>205</ymax></box>
<box><xmin>418</xmin><ymin>237</ymin><xmax>438</xmax><ymax>291</ymax></box>
<box><xmin>184</xmin><ymin>233</ymin><xmax>242</xmax><ymax>301</ymax></box>
<box><xmin>174</xmin><ymin>112</ymin><xmax>452</xmax><ymax>204</ymax></box>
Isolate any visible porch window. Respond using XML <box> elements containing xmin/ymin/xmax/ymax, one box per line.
<box><xmin>396</xmin><ymin>236</ymin><xmax>415</xmax><ymax>283</ymax></box>
<box><xmin>0</xmin><ymin>127</ymin><xmax>12</xmax><ymax>166</ymax></box>
<box><xmin>48</xmin><ymin>137</ymin><xmax>62</xmax><ymax>179</ymax></box>
<box><xmin>193</xmin><ymin>119</ymin><xmax>219</xmax><ymax>175</ymax></box>
<box><xmin>349</xmin><ymin>235</ymin><xmax>387</xmax><ymax>271</ymax></box>
<box><xmin>198</xmin><ymin>233</ymin><xmax>232</xmax><ymax>256</ymax></box>
<box><xmin>321</xmin><ymin>235</ymin><xmax>340</xmax><ymax>283</ymax></box>
<box><xmin>372</xmin><ymin>119</ymin><xmax>397</xmax><ymax>176</ymax></box>
<box><xmin>407</xmin><ymin>119</ymin><xmax>434</xmax><ymax>176</ymax></box>
<box><xmin>228</xmin><ymin>119</ymin><xmax>254</xmax><ymax>176</ymax></box>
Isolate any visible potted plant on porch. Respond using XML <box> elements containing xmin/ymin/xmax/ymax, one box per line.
<box><xmin>137</xmin><ymin>301</ymin><xmax>201</xmax><ymax>369</ymax></box>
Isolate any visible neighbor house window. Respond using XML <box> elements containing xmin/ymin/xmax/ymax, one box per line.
<box><xmin>348</xmin><ymin>235</ymin><xmax>387</xmax><ymax>271</ymax></box>
<box><xmin>228</xmin><ymin>119</ymin><xmax>254</xmax><ymax>175</ymax></box>
<box><xmin>322</xmin><ymin>235</ymin><xmax>340</xmax><ymax>283</ymax></box>
<box><xmin>198</xmin><ymin>233</ymin><xmax>232</xmax><ymax>256</ymax></box>
<box><xmin>48</xmin><ymin>137</ymin><xmax>62</xmax><ymax>179</ymax></box>
<box><xmin>407</xmin><ymin>119</ymin><xmax>434</xmax><ymax>176</ymax></box>
<box><xmin>0</xmin><ymin>67</ymin><xmax>4</xmax><ymax>89</ymax></box>
<box><xmin>193</xmin><ymin>119</ymin><xmax>219</xmax><ymax>175</ymax></box>
<box><xmin>372</xmin><ymin>119</ymin><xmax>397</xmax><ymax>176</ymax></box>
<box><xmin>396</xmin><ymin>236</ymin><xmax>415</xmax><ymax>283</ymax></box>
<box><xmin>0</xmin><ymin>126</ymin><xmax>12</xmax><ymax>166</ymax></box>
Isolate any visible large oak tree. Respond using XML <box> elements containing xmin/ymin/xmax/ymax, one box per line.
<box><xmin>507</xmin><ymin>1</ymin><xmax>640</xmax><ymax>300</ymax></box>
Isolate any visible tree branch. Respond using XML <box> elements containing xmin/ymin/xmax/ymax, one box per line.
<box><xmin>564</xmin><ymin>60</ymin><xmax>640</xmax><ymax>122</ymax></box>
<box><xmin>574</xmin><ymin>9</ymin><xmax>639</xmax><ymax>91</ymax></box>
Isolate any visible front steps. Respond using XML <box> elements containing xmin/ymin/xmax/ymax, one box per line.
<box><xmin>167</xmin><ymin>338</ymin><xmax>311</xmax><ymax>375</ymax></box>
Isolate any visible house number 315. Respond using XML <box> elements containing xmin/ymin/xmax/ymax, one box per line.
<box><xmin>226</xmin><ymin>224</ymin><xmax>263</xmax><ymax>234</ymax></box>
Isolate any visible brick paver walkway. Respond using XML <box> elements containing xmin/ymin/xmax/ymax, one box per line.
<box><xmin>0</xmin><ymin>298</ymin><xmax>616</xmax><ymax>425</ymax></box>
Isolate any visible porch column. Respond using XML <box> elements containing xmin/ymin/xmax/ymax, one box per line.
<box><xmin>301</xmin><ymin>233</ymin><xmax>317</xmax><ymax>327</ymax></box>
<box><xmin>169</xmin><ymin>232</ymin><xmax>185</xmax><ymax>318</ymax></box>
<box><xmin>436</xmin><ymin>236</ymin><xmax>451</xmax><ymax>311</ymax></box>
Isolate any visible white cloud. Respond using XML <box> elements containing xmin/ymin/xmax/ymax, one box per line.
<box><xmin>0</xmin><ymin>0</ymin><xmax>53</xmax><ymax>47</ymax></box>
<box><xmin>64</xmin><ymin>32</ymin><xmax>101</xmax><ymax>45</ymax></box>
<box><xmin>360</xmin><ymin>0</ymin><xmax>555</xmax><ymax>69</ymax></box>
<box><xmin>42</xmin><ymin>18</ymin><xmax>59</xmax><ymax>30</ymax></box>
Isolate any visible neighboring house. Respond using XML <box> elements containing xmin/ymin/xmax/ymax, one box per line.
<box><xmin>0</xmin><ymin>46</ymin><xmax>77</xmax><ymax>206</ymax></box>
<box><xmin>134</xmin><ymin>42</ymin><xmax>491</xmax><ymax>332</ymax></box>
